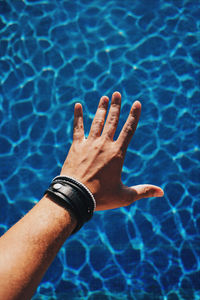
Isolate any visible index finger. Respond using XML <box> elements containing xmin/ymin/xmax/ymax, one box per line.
<box><xmin>117</xmin><ymin>100</ymin><xmax>141</xmax><ymax>153</ymax></box>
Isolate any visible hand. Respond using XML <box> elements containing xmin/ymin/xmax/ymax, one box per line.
<box><xmin>60</xmin><ymin>92</ymin><xmax>164</xmax><ymax>211</ymax></box>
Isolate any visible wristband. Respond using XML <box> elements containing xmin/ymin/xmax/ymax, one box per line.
<box><xmin>53</xmin><ymin>175</ymin><xmax>96</xmax><ymax>211</ymax></box>
<box><xmin>45</xmin><ymin>176</ymin><xmax>96</xmax><ymax>234</ymax></box>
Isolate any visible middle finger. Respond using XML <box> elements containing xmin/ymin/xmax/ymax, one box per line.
<box><xmin>102</xmin><ymin>91</ymin><xmax>121</xmax><ymax>140</ymax></box>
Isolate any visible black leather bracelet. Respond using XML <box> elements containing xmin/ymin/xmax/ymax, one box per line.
<box><xmin>45</xmin><ymin>176</ymin><xmax>96</xmax><ymax>234</ymax></box>
<box><xmin>53</xmin><ymin>176</ymin><xmax>96</xmax><ymax>211</ymax></box>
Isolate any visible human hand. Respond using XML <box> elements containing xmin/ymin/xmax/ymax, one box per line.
<box><xmin>60</xmin><ymin>92</ymin><xmax>164</xmax><ymax>211</ymax></box>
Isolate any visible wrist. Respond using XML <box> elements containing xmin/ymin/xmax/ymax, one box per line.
<box><xmin>45</xmin><ymin>176</ymin><xmax>96</xmax><ymax>234</ymax></box>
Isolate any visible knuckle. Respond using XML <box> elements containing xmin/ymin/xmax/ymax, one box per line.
<box><xmin>108</xmin><ymin>115</ymin><xmax>118</xmax><ymax>127</ymax></box>
<box><xmin>91</xmin><ymin>118</ymin><xmax>104</xmax><ymax>135</ymax></box>
<box><xmin>143</xmin><ymin>186</ymin><xmax>149</xmax><ymax>195</ymax></box>
<box><xmin>99</xmin><ymin>101</ymin><xmax>108</xmax><ymax>110</ymax></box>
<box><xmin>74</xmin><ymin>122</ymin><xmax>83</xmax><ymax>130</ymax></box>
<box><xmin>96</xmin><ymin>118</ymin><xmax>104</xmax><ymax>127</ymax></box>
<box><xmin>124</xmin><ymin>124</ymin><xmax>133</xmax><ymax>135</ymax></box>
<box><xmin>114</xmin><ymin>145</ymin><xmax>124</xmax><ymax>160</ymax></box>
<box><xmin>130</xmin><ymin>115</ymin><xmax>137</xmax><ymax>128</ymax></box>
<box><xmin>101</xmin><ymin>135</ymin><xmax>111</xmax><ymax>145</ymax></box>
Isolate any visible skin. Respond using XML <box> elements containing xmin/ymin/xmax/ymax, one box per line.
<box><xmin>0</xmin><ymin>92</ymin><xmax>163</xmax><ymax>299</ymax></box>
<box><xmin>62</xmin><ymin>91</ymin><xmax>163</xmax><ymax>209</ymax></box>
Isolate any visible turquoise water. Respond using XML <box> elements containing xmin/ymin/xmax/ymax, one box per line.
<box><xmin>0</xmin><ymin>0</ymin><xmax>200</xmax><ymax>299</ymax></box>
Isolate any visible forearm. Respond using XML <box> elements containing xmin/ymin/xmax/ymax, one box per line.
<box><xmin>0</xmin><ymin>194</ymin><xmax>77</xmax><ymax>300</ymax></box>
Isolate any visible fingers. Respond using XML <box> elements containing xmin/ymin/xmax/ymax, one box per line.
<box><xmin>117</xmin><ymin>100</ymin><xmax>141</xmax><ymax>152</ymax></box>
<box><xmin>102</xmin><ymin>91</ymin><xmax>121</xmax><ymax>140</ymax></box>
<box><xmin>73</xmin><ymin>103</ymin><xmax>85</xmax><ymax>141</ymax></box>
<box><xmin>123</xmin><ymin>184</ymin><xmax>164</xmax><ymax>205</ymax></box>
<box><xmin>89</xmin><ymin>96</ymin><xmax>109</xmax><ymax>138</ymax></box>
<box><xmin>73</xmin><ymin>94</ymin><xmax>141</xmax><ymax>146</ymax></box>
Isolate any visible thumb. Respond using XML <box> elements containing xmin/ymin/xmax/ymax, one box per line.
<box><xmin>123</xmin><ymin>184</ymin><xmax>164</xmax><ymax>204</ymax></box>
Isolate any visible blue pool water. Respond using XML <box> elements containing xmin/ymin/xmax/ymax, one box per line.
<box><xmin>0</xmin><ymin>0</ymin><xmax>200</xmax><ymax>299</ymax></box>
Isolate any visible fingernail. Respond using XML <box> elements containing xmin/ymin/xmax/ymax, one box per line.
<box><xmin>133</xmin><ymin>100</ymin><xmax>141</xmax><ymax>109</ymax></box>
<box><xmin>155</xmin><ymin>189</ymin><xmax>164</xmax><ymax>197</ymax></box>
<box><xmin>112</xmin><ymin>91</ymin><xmax>121</xmax><ymax>104</ymax></box>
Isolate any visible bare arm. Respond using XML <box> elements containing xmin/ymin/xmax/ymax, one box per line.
<box><xmin>0</xmin><ymin>92</ymin><xmax>163</xmax><ymax>299</ymax></box>
<box><xmin>0</xmin><ymin>195</ymin><xmax>77</xmax><ymax>299</ymax></box>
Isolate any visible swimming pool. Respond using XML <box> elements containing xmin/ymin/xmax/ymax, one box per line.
<box><xmin>0</xmin><ymin>0</ymin><xmax>199</xmax><ymax>299</ymax></box>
